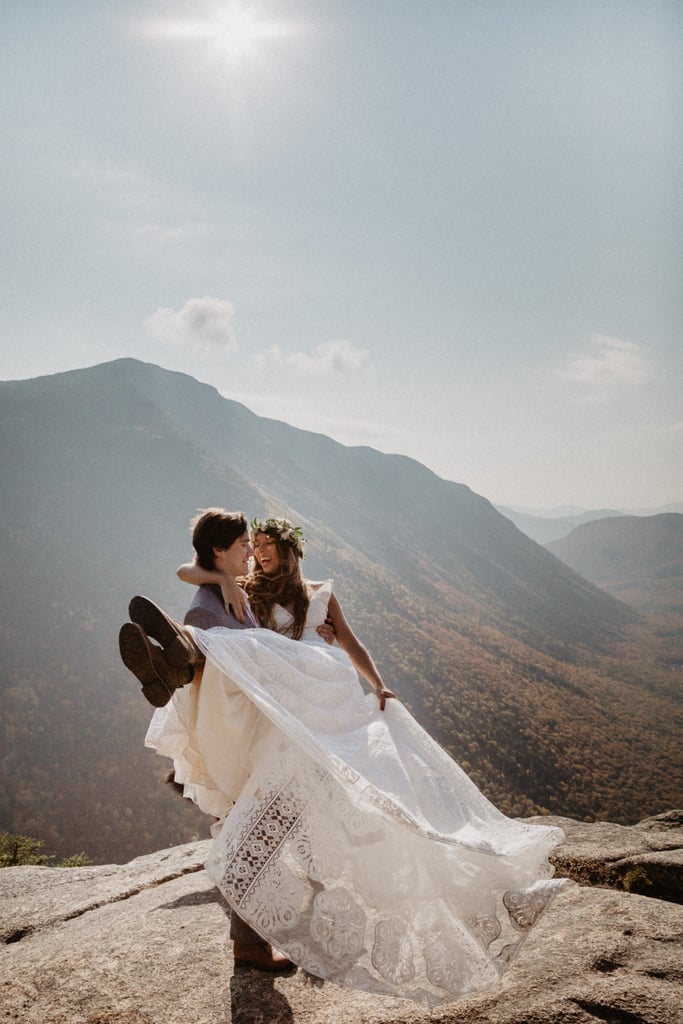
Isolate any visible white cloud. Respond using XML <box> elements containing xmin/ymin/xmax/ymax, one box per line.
<box><xmin>257</xmin><ymin>339</ymin><xmax>369</xmax><ymax>377</ymax></box>
<box><xmin>557</xmin><ymin>335</ymin><xmax>648</xmax><ymax>403</ymax></box>
<box><xmin>144</xmin><ymin>296</ymin><xmax>237</xmax><ymax>350</ymax></box>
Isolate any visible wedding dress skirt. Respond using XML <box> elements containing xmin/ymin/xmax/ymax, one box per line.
<box><xmin>145</xmin><ymin>582</ymin><xmax>568</xmax><ymax>1005</ymax></box>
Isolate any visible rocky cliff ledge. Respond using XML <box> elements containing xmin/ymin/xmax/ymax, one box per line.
<box><xmin>0</xmin><ymin>812</ymin><xmax>681</xmax><ymax>1024</ymax></box>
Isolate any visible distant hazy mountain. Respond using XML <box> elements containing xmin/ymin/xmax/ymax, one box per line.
<box><xmin>622</xmin><ymin>503</ymin><xmax>683</xmax><ymax>517</ymax></box>
<box><xmin>498</xmin><ymin>503</ymin><xmax>683</xmax><ymax>545</ymax></box>
<box><xmin>496</xmin><ymin>506</ymin><xmax>626</xmax><ymax>545</ymax></box>
<box><xmin>546</xmin><ymin>514</ymin><xmax>683</xmax><ymax>617</ymax></box>
<box><xmin>1</xmin><ymin>359</ymin><xmax>680</xmax><ymax>863</ymax></box>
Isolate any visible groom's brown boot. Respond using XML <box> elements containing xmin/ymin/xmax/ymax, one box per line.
<box><xmin>118</xmin><ymin>622</ymin><xmax>193</xmax><ymax>707</ymax></box>
<box><xmin>233</xmin><ymin>942</ymin><xmax>296</xmax><ymax>973</ymax></box>
<box><xmin>128</xmin><ymin>595</ymin><xmax>205</xmax><ymax>671</ymax></box>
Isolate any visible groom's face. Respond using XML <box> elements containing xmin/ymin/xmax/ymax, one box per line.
<box><xmin>213</xmin><ymin>531</ymin><xmax>252</xmax><ymax>577</ymax></box>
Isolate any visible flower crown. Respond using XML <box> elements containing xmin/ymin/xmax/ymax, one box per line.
<box><xmin>250</xmin><ymin>516</ymin><xmax>306</xmax><ymax>558</ymax></box>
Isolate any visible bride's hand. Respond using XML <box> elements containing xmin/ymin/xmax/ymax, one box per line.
<box><xmin>375</xmin><ymin>687</ymin><xmax>397</xmax><ymax>711</ymax></box>
<box><xmin>316</xmin><ymin>618</ymin><xmax>336</xmax><ymax>646</ymax></box>
<box><xmin>220</xmin><ymin>576</ymin><xmax>249</xmax><ymax>623</ymax></box>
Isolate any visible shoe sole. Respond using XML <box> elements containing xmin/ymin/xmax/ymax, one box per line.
<box><xmin>118</xmin><ymin>622</ymin><xmax>174</xmax><ymax>708</ymax></box>
<box><xmin>128</xmin><ymin>595</ymin><xmax>195</xmax><ymax>668</ymax></box>
<box><xmin>128</xmin><ymin>596</ymin><xmax>179</xmax><ymax>648</ymax></box>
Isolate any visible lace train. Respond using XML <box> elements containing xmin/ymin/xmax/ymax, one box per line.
<box><xmin>144</xmin><ymin>627</ymin><xmax>570</xmax><ymax>1005</ymax></box>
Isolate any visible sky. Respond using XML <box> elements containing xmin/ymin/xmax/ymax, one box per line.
<box><xmin>2</xmin><ymin>0</ymin><xmax>681</xmax><ymax>511</ymax></box>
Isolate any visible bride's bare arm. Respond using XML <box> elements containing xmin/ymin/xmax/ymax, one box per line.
<box><xmin>177</xmin><ymin>561</ymin><xmax>224</xmax><ymax>586</ymax></box>
<box><xmin>325</xmin><ymin>594</ymin><xmax>397</xmax><ymax>711</ymax></box>
<box><xmin>176</xmin><ymin>561</ymin><xmax>249</xmax><ymax>622</ymax></box>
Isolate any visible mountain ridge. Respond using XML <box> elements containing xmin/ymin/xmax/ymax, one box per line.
<box><xmin>1</xmin><ymin>358</ymin><xmax>680</xmax><ymax>862</ymax></box>
<box><xmin>498</xmin><ymin>502</ymin><xmax>683</xmax><ymax>545</ymax></box>
<box><xmin>546</xmin><ymin>513</ymin><xmax>683</xmax><ymax>620</ymax></box>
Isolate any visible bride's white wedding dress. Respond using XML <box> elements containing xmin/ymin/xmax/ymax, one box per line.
<box><xmin>145</xmin><ymin>581</ymin><xmax>568</xmax><ymax>1006</ymax></box>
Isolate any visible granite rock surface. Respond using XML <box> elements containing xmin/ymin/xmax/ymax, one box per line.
<box><xmin>1</xmin><ymin>813</ymin><xmax>681</xmax><ymax>1024</ymax></box>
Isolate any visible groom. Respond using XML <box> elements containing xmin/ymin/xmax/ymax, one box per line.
<box><xmin>119</xmin><ymin>507</ymin><xmax>295</xmax><ymax>974</ymax></box>
<box><xmin>119</xmin><ymin>508</ymin><xmax>258</xmax><ymax>706</ymax></box>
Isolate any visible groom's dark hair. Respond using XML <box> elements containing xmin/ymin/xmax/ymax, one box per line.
<box><xmin>190</xmin><ymin>508</ymin><xmax>248</xmax><ymax>570</ymax></box>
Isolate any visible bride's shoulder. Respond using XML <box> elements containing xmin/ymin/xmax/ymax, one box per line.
<box><xmin>305</xmin><ymin>578</ymin><xmax>333</xmax><ymax>595</ymax></box>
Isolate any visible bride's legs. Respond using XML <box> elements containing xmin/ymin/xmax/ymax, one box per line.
<box><xmin>128</xmin><ymin>595</ymin><xmax>205</xmax><ymax>669</ymax></box>
<box><xmin>120</xmin><ymin>595</ymin><xmax>206</xmax><ymax>706</ymax></box>
<box><xmin>118</xmin><ymin>622</ymin><xmax>193</xmax><ymax>707</ymax></box>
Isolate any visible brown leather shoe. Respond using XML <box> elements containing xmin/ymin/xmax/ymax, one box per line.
<box><xmin>118</xmin><ymin>622</ymin><xmax>192</xmax><ymax>707</ymax></box>
<box><xmin>128</xmin><ymin>595</ymin><xmax>205</xmax><ymax>669</ymax></box>
<box><xmin>233</xmin><ymin>941</ymin><xmax>296</xmax><ymax>973</ymax></box>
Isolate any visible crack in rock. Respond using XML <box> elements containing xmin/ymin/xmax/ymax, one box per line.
<box><xmin>2</xmin><ymin>863</ymin><xmax>206</xmax><ymax>944</ymax></box>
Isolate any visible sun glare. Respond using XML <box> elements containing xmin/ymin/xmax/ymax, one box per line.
<box><xmin>214</xmin><ymin>8</ymin><xmax>265</xmax><ymax>57</ymax></box>
<box><xmin>139</xmin><ymin>4</ymin><xmax>295</xmax><ymax>62</ymax></box>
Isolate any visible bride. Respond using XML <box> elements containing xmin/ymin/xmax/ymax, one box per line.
<box><xmin>138</xmin><ymin>517</ymin><xmax>568</xmax><ymax>1006</ymax></box>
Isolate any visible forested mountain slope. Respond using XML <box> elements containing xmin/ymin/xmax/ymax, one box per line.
<box><xmin>1</xmin><ymin>359</ymin><xmax>679</xmax><ymax>862</ymax></box>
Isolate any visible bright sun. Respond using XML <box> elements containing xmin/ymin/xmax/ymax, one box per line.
<box><xmin>213</xmin><ymin>7</ymin><xmax>266</xmax><ymax>58</ymax></box>
<box><xmin>142</xmin><ymin>4</ymin><xmax>289</xmax><ymax>62</ymax></box>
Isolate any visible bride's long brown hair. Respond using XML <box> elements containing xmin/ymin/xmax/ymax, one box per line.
<box><xmin>243</xmin><ymin>529</ymin><xmax>309</xmax><ymax>640</ymax></box>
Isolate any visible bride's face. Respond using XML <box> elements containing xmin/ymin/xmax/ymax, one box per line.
<box><xmin>252</xmin><ymin>532</ymin><xmax>281</xmax><ymax>575</ymax></box>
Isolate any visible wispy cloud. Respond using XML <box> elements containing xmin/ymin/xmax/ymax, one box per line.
<box><xmin>556</xmin><ymin>335</ymin><xmax>648</xmax><ymax>403</ymax></box>
<box><xmin>144</xmin><ymin>296</ymin><xmax>237</xmax><ymax>350</ymax></box>
<box><xmin>256</xmin><ymin>339</ymin><xmax>369</xmax><ymax>377</ymax></box>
